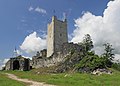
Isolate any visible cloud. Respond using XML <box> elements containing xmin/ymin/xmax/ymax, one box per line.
<box><xmin>28</xmin><ymin>6</ymin><xmax>47</xmax><ymax>14</ymax></box>
<box><xmin>0</xmin><ymin>59</ymin><xmax>9</xmax><ymax>70</ymax></box>
<box><xmin>20</xmin><ymin>32</ymin><xmax>46</xmax><ymax>55</ymax></box>
<box><xmin>71</xmin><ymin>0</ymin><xmax>120</xmax><ymax>61</ymax></box>
<box><xmin>15</xmin><ymin>50</ymin><xmax>23</xmax><ymax>55</ymax></box>
<box><xmin>28</xmin><ymin>6</ymin><xmax>34</xmax><ymax>11</ymax></box>
<box><xmin>35</xmin><ymin>7</ymin><xmax>47</xmax><ymax>14</ymax></box>
<box><xmin>114</xmin><ymin>54</ymin><xmax>120</xmax><ymax>62</ymax></box>
<box><xmin>3</xmin><ymin>59</ymin><xmax>9</xmax><ymax>64</ymax></box>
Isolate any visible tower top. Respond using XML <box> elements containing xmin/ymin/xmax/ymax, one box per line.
<box><xmin>51</xmin><ymin>16</ymin><xmax>67</xmax><ymax>23</ymax></box>
<box><xmin>52</xmin><ymin>16</ymin><xmax>57</xmax><ymax>21</ymax></box>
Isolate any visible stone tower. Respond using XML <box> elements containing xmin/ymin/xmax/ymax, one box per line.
<box><xmin>47</xmin><ymin>16</ymin><xmax>68</xmax><ymax>57</ymax></box>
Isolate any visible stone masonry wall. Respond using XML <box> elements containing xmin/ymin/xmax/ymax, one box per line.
<box><xmin>32</xmin><ymin>43</ymin><xmax>82</xmax><ymax>68</ymax></box>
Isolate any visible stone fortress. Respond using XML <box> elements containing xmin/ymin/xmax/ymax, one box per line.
<box><xmin>5</xmin><ymin>16</ymin><xmax>82</xmax><ymax>71</ymax></box>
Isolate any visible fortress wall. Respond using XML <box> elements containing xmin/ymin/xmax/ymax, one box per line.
<box><xmin>32</xmin><ymin>43</ymin><xmax>82</xmax><ymax>68</ymax></box>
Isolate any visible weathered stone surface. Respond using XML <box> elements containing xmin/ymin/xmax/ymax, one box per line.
<box><xmin>92</xmin><ymin>68</ymin><xmax>112</xmax><ymax>75</ymax></box>
<box><xmin>32</xmin><ymin>43</ymin><xmax>83</xmax><ymax>72</ymax></box>
<box><xmin>32</xmin><ymin>43</ymin><xmax>82</xmax><ymax>68</ymax></box>
<box><xmin>5</xmin><ymin>55</ymin><xmax>30</xmax><ymax>71</ymax></box>
<box><xmin>54</xmin><ymin>52</ymin><xmax>82</xmax><ymax>73</ymax></box>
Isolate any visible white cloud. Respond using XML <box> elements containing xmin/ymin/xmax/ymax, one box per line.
<box><xmin>2</xmin><ymin>58</ymin><xmax>9</xmax><ymax>68</ymax></box>
<box><xmin>3</xmin><ymin>59</ymin><xmax>9</xmax><ymax>64</ymax></box>
<box><xmin>29</xmin><ymin>6</ymin><xmax>34</xmax><ymax>11</ymax></box>
<box><xmin>20</xmin><ymin>32</ymin><xmax>46</xmax><ymax>55</ymax></box>
<box><xmin>16</xmin><ymin>50</ymin><xmax>23</xmax><ymax>55</ymax></box>
<box><xmin>0</xmin><ymin>59</ymin><xmax>9</xmax><ymax>70</ymax></box>
<box><xmin>28</xmin><ymin>6</ymin><xmax>47</xmax><ymax>14</ymax></box>
<box><xmin>35</xmin><ymin>7</ymin><xmax>47</xmax><ymax>14</ymax></box>
<box><xmin>114</xmin><ymin>54</ymin><xmax>120</xmax><ymax>63</ymax></box>
<box><xmin>71</xmin><ymin>0</ymin><xmax>120</xmax><ymax>61</ymax></box>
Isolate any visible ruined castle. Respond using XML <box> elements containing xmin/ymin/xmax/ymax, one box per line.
<box><xmin>32</xmin><ymin>16</ymin><xmax>82</xmax><ymax>69</ymax></box>
<box><xmin>5</xmin><ymin>16</ymin><xmax>82</xmax><ymax>71</ymax></box>
<box><xmin>32</xmin><ymin>16</ymin><xmax>69</xmax><ymax>68</ymax></box>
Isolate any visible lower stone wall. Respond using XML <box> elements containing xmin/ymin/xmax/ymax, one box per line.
<box><xmin>32</xmin><ymin>43</ymin><xmax>83</xmax><ymax>68</ymax></box>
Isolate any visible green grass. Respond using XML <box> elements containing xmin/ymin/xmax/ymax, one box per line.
<box><xmin>3</xmin><ymin>69</ymin><xmax>120</xmax><ymax>86</ymax></box>
<box><xmin>0</xmin><ymin>71</ymin><xmax>26</xmax><ymax>86</ymax></box>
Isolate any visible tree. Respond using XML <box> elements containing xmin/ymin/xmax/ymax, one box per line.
<box><xmin>82</xmin><ymin>34</ymin><xmax>94</xmax><ymax>52</ymax></box>
<box><xmin>103</xmin><ymin>43</ymin><xmax>114</xmax><ymax>61</ymax></box>
<box><xmin>102</xmin><ymin>43</ymin><xmax>115</xmax><ymax>67</ymax></box>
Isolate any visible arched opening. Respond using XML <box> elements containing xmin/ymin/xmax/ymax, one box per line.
<box><xmin>24</xmin><ymin>59</ymin><xmax>29</xmax><ymax>71</ymax></box>
<box><xmin>13</xmin><ymin>60</ymin><xmax>20</xmax><ymax>70</ymax></box>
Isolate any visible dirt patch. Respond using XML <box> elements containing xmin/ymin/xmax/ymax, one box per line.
<box><xmin>5</xmin><ymin>73</ymin><xmax>55</xmax><ymax>86</ymax></box>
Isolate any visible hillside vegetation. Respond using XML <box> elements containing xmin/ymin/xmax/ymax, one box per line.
<box><xmin>55</xmin><ymin>34</ymin><xmax>120</xmax><ymax>73</ymax></box>
<box><xmin>3</xmin><ymin>69</ymin><xmax>120</xmax><ymax>86</ymax></box>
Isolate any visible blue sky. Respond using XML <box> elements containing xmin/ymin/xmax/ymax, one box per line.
<box><xmin>0</xmin><ymin>0</ymin><xmax>110</xmax><ymax>60</ymax></box>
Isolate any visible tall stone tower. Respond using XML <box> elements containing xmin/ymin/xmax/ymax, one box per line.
<box><xmin>47</xmin><ymin>16</ymin><xmax>68</xmax><ymax>57</ymax></box>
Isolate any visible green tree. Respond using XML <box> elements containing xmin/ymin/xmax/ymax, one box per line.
<box><xmin>102</xmin><ymin>43</ymin><xmax>115</xmax><ymax>67</ymax></box>
<box><xmin>103</xmin><ymin>43</ymin><xmax>114</xmax><ymax>61</ymax></box>
<box><xmin>82</xmin><ymin>34</ymin><xmax>93</xmax><ymax>52</ymax></box>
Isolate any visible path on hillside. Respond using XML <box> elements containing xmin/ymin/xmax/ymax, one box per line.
<box><xmin>5</xmin><ymin>73</ymin><xmax>55</xmax><ymax>86</ymax></box>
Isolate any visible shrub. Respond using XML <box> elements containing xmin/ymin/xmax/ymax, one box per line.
<box><xmin>112</xmin><ymin>63</ymin><xmax>120</xmax><ymax>71</ymax></box>
<box><xmin>76</xmin><ymin>54</ymin><xmax>106</xmax><ymax>72</ymax></box>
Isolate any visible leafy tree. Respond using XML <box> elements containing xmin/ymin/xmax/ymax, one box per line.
<box><xmin>103</xmin><ymin>43</ymin><xmax>114</xmax><ymax>61</ymax></box>
<box><xmin>78</xmin><ymin>34</ymin><xmax>93</xmax><ymax>55</ymax></box>
<box><xmin>102</xmin><ymin>43</ymin><xmax>115</xmax><ymax>67</ymax></box>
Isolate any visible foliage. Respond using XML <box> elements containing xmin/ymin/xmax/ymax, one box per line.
<box><xmin>70</xmin><ymin>48</ymin><xmax>75</xmax><ymax>55</ymax></box>
<box><xmin>103</xmin><ymin>43</ymin><xmax>115</xmax><ymax>61</ymax></box>
<box><xmin>112</xmin><ymin>63</ymin><xmax>120</xmax><ymax>71</ymax></box>
<box><xmin>81</xmin><ymin>34</ymin><xmax>94</xmax><ymax>52</ymax></box>
<box><xmin>102</xmin><ymin>43</ymin><xmax>115</xmax><ymax>67</ymax></box>
<box><xmin>76</xmin><ymin>53</ymin><xmax>106</xmax><ymax>72</ymax></box>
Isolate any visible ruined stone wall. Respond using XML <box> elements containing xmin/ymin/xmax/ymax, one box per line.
<box><xmin>5</xmin><ymin>56</ymin><xmax>30</xmax><ymax>71</ymax></box>
<box><xmin>32</xmin><ymin>43</ymin><xmax>82</xmax><ymax>68</ymax></box>
<box><xmin>32</xmin><ymin>55</ymin><xmax>63</xmax><ymax>68</ymax></box>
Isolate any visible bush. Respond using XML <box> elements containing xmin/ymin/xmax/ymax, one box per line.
<box><xmin>76</xmin><ymin>54</ymin><xmax>106</xmax><ymax>72</ymax></box>
<box><xmin>112</xmin><ymin>63</ymin><xmax>120</xmax><ymax>71</ymax></box>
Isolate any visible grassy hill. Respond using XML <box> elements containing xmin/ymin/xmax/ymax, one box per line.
<box><xmin>1</xmin><ymin>69</ymin><xmax>120</xmax><ymax>86</ymax></box>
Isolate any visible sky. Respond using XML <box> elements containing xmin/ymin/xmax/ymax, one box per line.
<box><xmin>1</xmin><ymin>0</ymin><xmax>119</xmax><ymax>69</ymax></box>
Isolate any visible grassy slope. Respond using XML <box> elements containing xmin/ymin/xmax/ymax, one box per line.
<box><xmin>4</xmin><ymin>69</ymin><xmax>120</xmax><ymax>86</ymax></box>
<box><xmin>0</xmin><ymin>72</ymin><xmax>26</xmax><ymax>86</ymax></box>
